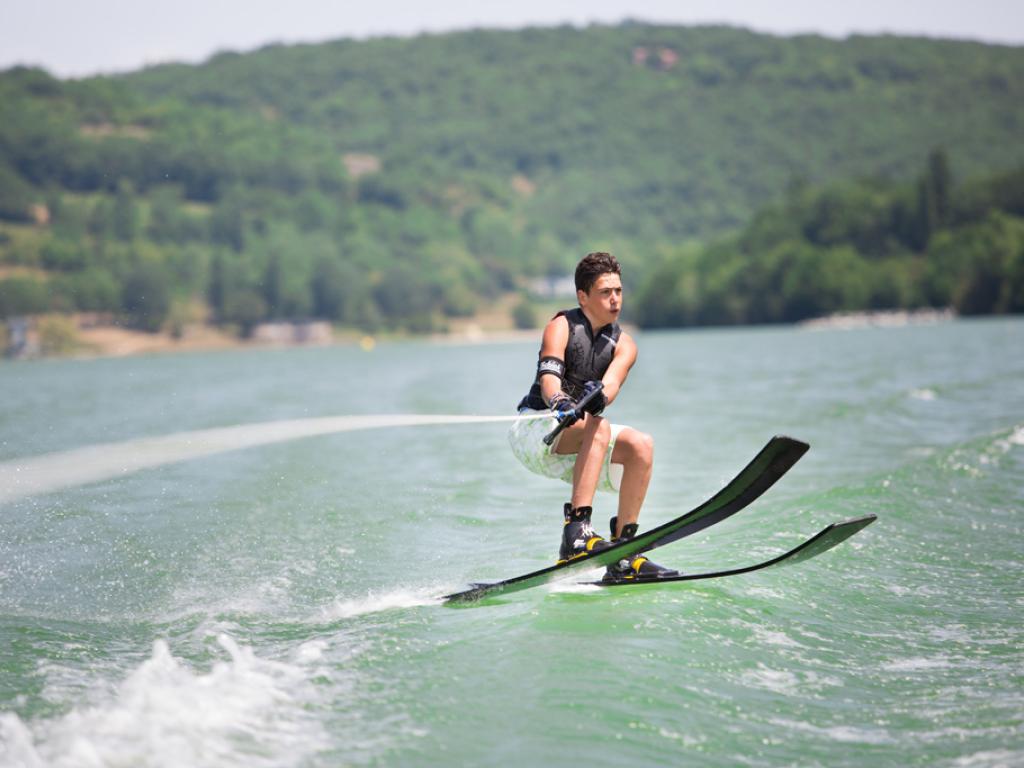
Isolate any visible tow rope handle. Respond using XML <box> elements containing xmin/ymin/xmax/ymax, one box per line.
<box><xmin>542</xmin><ymin>382</ymin><xmax>604</xmax><ymax>446</ymax></box>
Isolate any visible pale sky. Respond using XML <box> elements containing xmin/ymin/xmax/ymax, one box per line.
<box><xmin>2</xmin><ymin>0</ymin><xmax>1022</xmax><ymax>78</ymax></box>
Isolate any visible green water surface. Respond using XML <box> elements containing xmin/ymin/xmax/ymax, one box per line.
<box><xmin>0</xmin><ymin>319</ymin><xmax>1021</xmax><ymax>767</ymax></box>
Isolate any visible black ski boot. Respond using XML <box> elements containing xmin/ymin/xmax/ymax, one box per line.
<box><xmin>557</xmin><ymin>504</ymin><xmax>612</xmax><ymax>563</ymax></box>
<box><xmin>603</xmin><ymin>516</ymin><xmax>679</xmax><ymax>582</ymax></box>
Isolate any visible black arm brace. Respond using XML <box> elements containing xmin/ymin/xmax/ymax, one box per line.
<box><xmin>537</xmin><ymin>355</ymin><xmax>565</xmax><ymax>381</ymax></box>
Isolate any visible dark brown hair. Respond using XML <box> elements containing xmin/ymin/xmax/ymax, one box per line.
<box><xmin>575</xmin><ymin>252</ymin><xmax>622</xmax><ymax>294</ymax></box>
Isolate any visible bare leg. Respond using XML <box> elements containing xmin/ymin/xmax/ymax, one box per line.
<box><xmin>552</xmin><ymin>414</ymin><xmax>610</xmax><ymax>510</ymax></box>
<box><xmin>610</xmin><ymin>427</ymin><xmax>654</xmax><ymax>537</ymax></box>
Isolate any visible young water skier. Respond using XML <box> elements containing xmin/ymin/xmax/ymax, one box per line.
<box><xmin>509</xmin><ymin>252</ymin><xmax>677</xmax><ymax>581</ymax></box>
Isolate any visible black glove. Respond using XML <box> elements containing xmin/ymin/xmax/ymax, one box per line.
<box><xmin>549</xmin><ymin>393</ymin><xmax>579</xmax><ymax>427</ymax></box>
<box><xmin>579</xmin><ymin>380</ymin><xmax>607</xmax><ymax>416</ymax></box>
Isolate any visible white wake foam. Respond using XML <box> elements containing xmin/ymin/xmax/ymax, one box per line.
<box><xmin>0</xmin><ymin>635</ymin><xmax>327</xmax><ymax>768</ymax></box>
<box><xmin>320</xmin><ymin>587</ymin><xmax>444</xmax><ymax>621</ymax></box>
<box><xmin>0</xmin><ymin>412</ymin><xmax>547</xmax><ymax>505</ymax></box>
<box><xmin>1008</xmin><ymin>425</ymin><xmax>1024</xmax><ymax>446</ymax></box>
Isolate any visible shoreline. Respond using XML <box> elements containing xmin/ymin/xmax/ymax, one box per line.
<box><xmin>3</xmin><ymin>317</ymin><xmax>541</xmax><ymax>362</ymax></box>
<box><xmin>799</xmin><ymin>307</ymin><xmax>955</xmax><ymax>331</ymax></box>
<box><xmin>0</xmin><ymin>306</ymin><xmax>974</xmax><ymax>362</ymax></box>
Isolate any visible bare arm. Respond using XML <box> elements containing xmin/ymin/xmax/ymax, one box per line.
<box><xmin>538</xmin><ymin>315</ymin><xmax>570</xmax><ymax>406</ymax></box>
<box><xmin>601</xmin><ymin>331</ymin><xmax>637</xmax><ymax>406</ymax></box>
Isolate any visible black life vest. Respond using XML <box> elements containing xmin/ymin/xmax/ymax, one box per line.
<box><xmin>517</xmin><ymin>308</ymin><xmax>621</xmax><ymax>410</ymax></box>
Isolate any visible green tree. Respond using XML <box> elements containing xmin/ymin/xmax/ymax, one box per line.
<box><xmin>121</xmin><ymin>262</ymin><xmax>171</xmax><ymax>331</ymax></box>
<box><xmin>927</xmin><ymin>148</ymin><xmax>953</xmax><ymax>227</ymax></box>
<box><xmin>0</xmin><ymin>162</ymin><xmax>35</xmax><ymax>222</ymax></box>
<box><xmin>147</xmin><ymin>185</ymin><xmax>186</xmax><ymax>242</ymax></box>
<box><xmin>40</xmin><ymin>239</ymin><xmax>88</xmax><ymax>271</ymax></box>
<box><xmin>209</xmin><ymin>191</ymin><xmax>246</xmax><ymax>251</ymax></box>
<box><xmin>53</xmin><ymin>268</ymin><xmax>120</xmax><ymax>311</ymax></box>
<box><xmin>112</xmin><ymin>179</ymin><xmax>139</xmax><ymax>240</ymax></box>
<box><xmin>208</xmin><ymin>251</ymin><xmax>228</xmax><ymax>320</ymax></box>
<box><xmin>261</xmin><ymin>252</ymin><xmax>284</xmax><ymax>319</ymax></box>
<box><xmin>222</xmin><ymin>289</ymin><xmax>266</xmax><ymax>336</ymax></box>
<box><xmin>311</xmin><ymin>257</ymin><xmax>367</xmax><ymax>323</ymax></box>
<box><xmin>373</xmin><ymin>263</ymin><xmax>438</xmax><ymax>329</ymax></box>
<box><xmin>88</xmin><ymin>197</ymin><xmax>115</xmax><ymax>240</ymax></box>
<box><xmin>512</xmin><ymin>296</ymin><xmax>537</xmax><ymax>329</ymax></box>
<box><xmin>0</xmin><ymin>276</ymin><xmax>50</xmax><ymax>317</ymax></box>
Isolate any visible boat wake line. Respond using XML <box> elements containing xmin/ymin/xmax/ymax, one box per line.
<box><xmin>0</xmin><ymin>413</ymin><xmax>549</xmax><ymax>505</ymax></box>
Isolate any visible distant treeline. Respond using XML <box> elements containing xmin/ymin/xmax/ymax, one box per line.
<box><xmin>1</xmin><ymin>23</ymin><xmax>1023</xmax><ymax>334</ymax></box>
<box><xmin>636</xmin><ymin>152</ymin><xmax>1024</xmax><ymax>325</ymax></box>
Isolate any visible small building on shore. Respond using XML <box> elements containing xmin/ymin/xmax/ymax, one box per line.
<box><xmin>251</xmin><ymin>321</ymin><xmax>333</xmax><ymax>345</ymax></box>
<box><xmin>4</xmin><ymin>317</ymin><xmax>40</xmax><ymax>359</ymax></box>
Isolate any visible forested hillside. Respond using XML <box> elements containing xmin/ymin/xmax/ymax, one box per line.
<box><xmin>636</xmin><ymin>152</ymin><xmax>1024</xmax><ymax>325</ymax></box>
<box><xmin>1</xmin><ymin>23</ymin><xmax>1022</xmax><ymax>336</ymax></box>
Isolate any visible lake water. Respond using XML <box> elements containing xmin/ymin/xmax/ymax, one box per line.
<box><xmin>0</xmin><ymin>318</ymin><xmax>1022</xmax><ymax>767</ymax></box>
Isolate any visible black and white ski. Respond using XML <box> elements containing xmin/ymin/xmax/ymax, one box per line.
<box><xmin>585</xmin><ymin>515</ymin><xmax>876</xmax><ymax>588</ymax></box>
<box><xmin>443</xmin><ymin>435</ymin><xmax>809</xmax><ymax>604</ymax></box>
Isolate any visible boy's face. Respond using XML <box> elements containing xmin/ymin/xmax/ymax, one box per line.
<box><xmin>578</xmin><ymin>272</ymin><xmax>622</xmax><ymax>325</ymax></box>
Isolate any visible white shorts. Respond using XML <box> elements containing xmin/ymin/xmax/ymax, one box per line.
<box><xmin>508</xmin><ymin>409</ymin><xmax>625</xmax><ymax>493</ymax></box>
